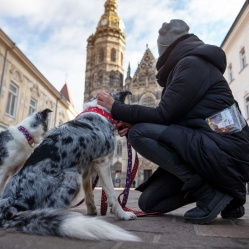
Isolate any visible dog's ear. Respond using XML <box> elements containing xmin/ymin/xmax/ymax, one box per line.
<box><xmin>114</xmin><ymin>91</ymin><xmax>132</xmax><ymax>102</ymax></box>
<box><xmin>40</xmin><ymin>109</ymin><xmax>52</xmax><ymax>119</ymax></box>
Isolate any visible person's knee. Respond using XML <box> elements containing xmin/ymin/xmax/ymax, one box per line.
<box><xmin>127</xmin><ymin>124</ymin><xmax>142</xmax><ymax>150</ymax></box>
<box><xmin>138</xmin><ymin>191</ymin><xmax>154</xmax><ymax>212</ymax></box>
<box><xmin>128</xmin><ymin>124</ymin><xmax>142</xmax><ymax>142</ymax></box>
<box><xmin>128</xmin><ymin>123</ymin><xmax>152</xmax><ymax>145</ymax></box>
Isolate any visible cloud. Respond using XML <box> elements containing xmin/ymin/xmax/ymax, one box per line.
<box><xmin>0</xmin><ymin>0</ymin><xmax>245</xmax><ymax>113</ymax></box>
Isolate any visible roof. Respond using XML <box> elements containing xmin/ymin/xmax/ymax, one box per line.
<box><xmin>60</xmin><ymin>83</ymin><xmax>75</xmax><ymax>107</ymax></box>
<box><xmin>220</xmin><ymin>0</ymin><xmax>249</xmax><ymax>47</ymax></box>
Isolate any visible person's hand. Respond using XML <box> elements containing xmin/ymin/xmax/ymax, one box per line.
<box><xmin>117</xmin><ymin>121</ymin><xmax>133</xmax><ymax>137</ymax></box>
<box><xmin>97</xmin><ymin>92</ymin><xmax>115</xmax><ymax>111</ymax></box>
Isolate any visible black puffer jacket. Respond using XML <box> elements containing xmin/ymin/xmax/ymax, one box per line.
<box><xmin>111</xmin><ymin>34</ymin><xmax>249</xmax><ymax>207</ymax></box>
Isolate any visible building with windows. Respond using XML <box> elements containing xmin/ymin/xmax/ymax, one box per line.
<box><xmin>221</xmin><ymin>0</ymin><xmax>249</xmax><ymax>123</ymax></box>
<box><xmin>0</xmin><ymin>29</ymin><xmax>77</xmax><ymax>132</ymax></box>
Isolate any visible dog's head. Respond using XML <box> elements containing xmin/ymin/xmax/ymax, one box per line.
<box><xmin>110</xmin><ymin>90</ymin><xmax>132</xmax><ymax>103</ymax></box>
<box><xmin>34</xmin><ymin>109</ymin><xmax>53</xmax><ymax>132</ymax></box>
<box><xmin>84</xmin><ymin>91</ymin><xmax>132</xmax><ymax>112</ymax></box>
<box><xmin>20</xmin><ymin>109</ymin><xmax>52</xmax><ymax>144</ymax></box>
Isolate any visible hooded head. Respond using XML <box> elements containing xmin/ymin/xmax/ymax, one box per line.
<box><xmin>157</xmin><ymin>19</ymin><xmax>189</xmax><ymax>56</ymax></box>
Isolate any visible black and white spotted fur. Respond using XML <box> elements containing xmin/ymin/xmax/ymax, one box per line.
<box><xmin>0</xmin><ymin>91</ymin><xmax>140</xmax><ymax>242</ymax></box>
<box><xmin>0</xmin><ymin>109</ymin><xmax>51</xmax><ymax>194</ymax></box>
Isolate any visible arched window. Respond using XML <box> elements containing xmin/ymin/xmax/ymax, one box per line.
<box><xmin>98</xmin><ymin>70</ymin><xmax>103</xmax><ymax>84</ymax></box>
<box><xmin>140</xmin><ymin>94</ymin><xmax>157</xmax><ymax>107</ymax></box>
<box><xmin>120</xmin><ymin>52</ymin><xmax>123</xmax><ymax>66</ymax></box>
<box><xmin>109</xmin><ymin>71</ymin><xmax>115</xmax><ymax>85</ymax></box>
<box><xmin>117</xmin><ymin>141</ymin><xmax>122</xmax><ymax>156</ymax></box>
<box><xmin>99</xmin><ymin>48</ymin><xmax>104</xmax><ymax>62</ymax></box>
<box><xmin>111</xmin><ymin>48</ymin><xmax>116</xmax><ymax>62</ymax></box>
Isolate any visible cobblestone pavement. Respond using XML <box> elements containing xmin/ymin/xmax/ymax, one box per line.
<box><xmin>0</xmin><ymin>188</ymin><xmax>249</xmax><ymax>249</ymax></box>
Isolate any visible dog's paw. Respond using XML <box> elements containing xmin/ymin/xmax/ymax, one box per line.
<box><xmin>112</xmin><ymin>202</ymin><xmax>137</xmax><ymax>220</ymax></box>
<box><xmin>87</xmin><ymin>206</ymin><xmax>97</xmax><ymax>216</ymax></box>
<box><xmin>117</xmin><ymin>211</ymin><xmax>137</xmax><ymax>220</ymax></box>
<box><xmin>87</xmin><ymin>210</ymin><xmax>97</xmax><ymax>216</ymax></box>
<box><xmin>119</xmin><ymin>211</ymin><xmax>137</xmax><ymax>220</ymax></box>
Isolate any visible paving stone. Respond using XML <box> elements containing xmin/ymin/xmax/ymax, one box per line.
<box><xmin>0</xmin><ymin>189</ymin><xmax>249</xmax><ymax>249</ymax></box>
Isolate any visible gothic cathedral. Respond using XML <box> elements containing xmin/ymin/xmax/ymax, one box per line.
<box><xmin>84</xmin><ymin>0</ymin><xmax>161</xmax><ymax>188</ymax></box>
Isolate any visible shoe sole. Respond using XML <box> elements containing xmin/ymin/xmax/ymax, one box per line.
<box><xmin>221</xmin><ymin>206</ymin><xmax>245</xmax><ymax>219</ymax></box>
<box><xmin>221</xmin><ymin>213</ymin><xmax>244</xmax><ymax>219</ymax></box>
<box><xmin>185</xmin><ymin>195</ymin><xmax>233</xmax><ymax>224</ymax></box>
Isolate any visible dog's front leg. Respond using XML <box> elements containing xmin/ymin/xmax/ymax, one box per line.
<box><xmin>83</xmin><ymin>172</ymin><xmax>97</xmax><ymax>215</ymax></box>
<box><xmin>93</xmin><ymin>157</ymin><xmax>136</xmax><ymax>221</ymax></box>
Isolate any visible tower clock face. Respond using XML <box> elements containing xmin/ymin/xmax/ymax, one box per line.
<box><xmin>101</xmin><ymin>18</ymin><xmax>108</xmax><ymax>26</ymax></box>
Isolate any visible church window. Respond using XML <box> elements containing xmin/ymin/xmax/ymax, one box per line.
<box><xmin>139</xmin><ymin>75</ymin><xmax>146</xmax><ymax>82</ymax></box>
<box><xmin>141</xmin><ymin>95</ymin><xmax>156</xmax><ymax>107</ymax></box>
<box><xmin>109</xmin><ymin>76</ymin><xmax>114</xmax><ymax>85</ymax></box>
<box><xmin>109</xmin><ymin>71</ymin><xmax>115</xmax><ymax>85</ymax></box>
<box><xmin>98</xmin><ymin>71</ymin><xmax>103</xmax><ymax>84</ymax></box>
<box><xmin>144</xmin><ymin>170</ymin><xmax>152</xmax><ymax>181</ymax></box>
<box><xmin>121</xmin><ymin>52</ymin><xmax>123</xmax><ymax>66</ymax></box>
<box><xmin>150</xmin><ymin>74</ymin><xmax>156</xmax><ymax>80</ymax></box>
<box><xmin>117</xmin><ymin>141</ymin><xmax>122</xmax><ymax>156</ymax></box>
<box><xmin>99</xmin><ymin>48</ymin><xmax>104</xmax><ymax>63</ymax></box>
<box><xmin>111</xmin><ymin>48</ymin><xmax>116</xmax><ymax>62</ymax></box>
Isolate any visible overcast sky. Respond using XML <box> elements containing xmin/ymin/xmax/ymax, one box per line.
<box><xmin>0</xmin><ymin>0</ymin><xmax>245</xmax><ymax>113</ymax></box>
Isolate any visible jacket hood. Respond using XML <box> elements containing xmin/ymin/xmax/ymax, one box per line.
<box><xmin>156</xmin><ymin>35</ymin><xmax>227</xmax><ymax>87</ymax></box>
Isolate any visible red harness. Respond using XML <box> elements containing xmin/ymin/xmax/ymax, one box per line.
<box><xmin>77</xmin><ymin>107</ymin><xmax>118</xmax><ymax>129</ymax></box>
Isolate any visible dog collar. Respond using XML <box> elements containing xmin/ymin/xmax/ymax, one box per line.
<box><xmin>18</xmin><ymin>126</ymin><xmax>34</xmax><ymax>147</ymax></box>
<box><xmin>79</xmin><ymin>107</ymin><xmax>118</xmax><ymax>129</ymax></box>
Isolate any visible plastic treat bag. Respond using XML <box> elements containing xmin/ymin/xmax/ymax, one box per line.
<box><xmin>206</xmin><ymin>103</ymin><xmax>246</xmax><ymax>134</ymax></box>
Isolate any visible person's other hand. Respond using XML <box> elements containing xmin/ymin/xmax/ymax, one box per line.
<box><xmin>117</xmin><ymin>121</ymin><xmax>133</xmax><ymax>137</ymax></box>
<box><xmin>97</xmin><ymin>92</ymin><xmax>114</xmax><ymax>111</ymax></box>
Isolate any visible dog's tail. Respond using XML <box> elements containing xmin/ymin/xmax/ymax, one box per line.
<box><xmin>1</xmin><ymin>209</ymin><xmax>140</xmax><ymax>242</ymax></box>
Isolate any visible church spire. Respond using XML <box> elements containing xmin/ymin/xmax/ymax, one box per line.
<box><xmin>95</xmin><ymin>0</ymin><xmax>125</xmax><ymax>41</ymax></box>
<box><xmin>104</xmin><ymin>0</ymin><xmax>117</xmax><ymax>13</ymax></box>
<box><xmin>127</xmin><ymin>62</ymin><xmax>131</xmax><ymax>78</ymax></box>
<box><xmin>84</xmin><ymin>0</ymin><xmax>125</xmax><ymax>102</ymax></box>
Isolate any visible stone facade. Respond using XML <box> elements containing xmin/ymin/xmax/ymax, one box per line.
<box><xmin>122</xmin><ymin>46</ymin><xmax>162</xmax><ymax>187</ymax></box>
<box><xmin>0</xmin><ymin>29</ymin><xmax>77</xmax><ymax>132</ymax></box>
<box><xmin>221</xmin><ymin>1</ymin><xmax>249</xmax><ymax>124</ymax></box>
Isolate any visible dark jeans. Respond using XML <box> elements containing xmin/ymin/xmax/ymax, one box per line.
<box><xmin>136</xmin><ymin>168</ymin><xmax>194</xmax><ymax>213</ymax></box>
<box><xmin>128</xmin><ymin>123</ymin><xmax>196</xmax><ymax>182</ymax></box>
<box><xmin>128</xmin><ymin>123</ymin><xmax>196</xmax><ymax>213</ymax></box>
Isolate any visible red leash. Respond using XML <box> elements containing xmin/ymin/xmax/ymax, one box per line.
<box><xmin>101</xmin><ymin>139</ymin><xmax>161</xmax><ymax>217</ymax></box>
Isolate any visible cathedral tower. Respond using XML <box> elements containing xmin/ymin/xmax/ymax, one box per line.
<box><xmin>84</xmin><ymin>0</ymin><xmax>125</xmax><ymax>101</ymax></box>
